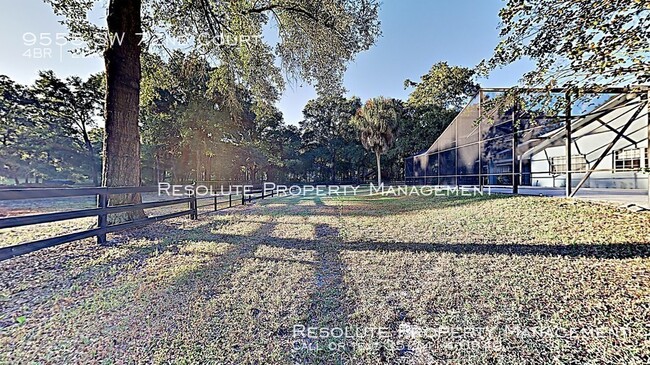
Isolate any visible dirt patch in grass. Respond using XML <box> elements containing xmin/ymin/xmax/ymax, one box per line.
<box><xmin>1</xmin><ymin>193</ymin><xmax>649</xmax><ymax>364</ymax></box>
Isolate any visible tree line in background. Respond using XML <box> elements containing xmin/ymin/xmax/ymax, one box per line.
<box><xmin>0</xmin><ymin>61</ymin><xmax>477</xmax><ymax>186</ymax></box>
<box><xmin>4</xmin><ymin>0</ymin><xmax>644</xmax><ymax>189</ymax></box>
<box><xmin>0</xmin><ymin>72</ymin><xmax>103</xmax><ymax>185</ymax></box>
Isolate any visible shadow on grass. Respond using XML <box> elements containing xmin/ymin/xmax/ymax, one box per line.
<box><xmin>146</xmin><ymin>219</ymin><xmax>354</xmax><ymax>363</ymax></box>
<box><xmin>7</xmin><ymin>190</ymin><xmax>641</xmax><ymax>307</ymax></box>
<box><xmin>102</xmin><ymin>207</ymin><xmax>648</xmax><ymax>362</ymax></box>
<box><xmin>50</xmin><ymin>192</ymin><xmax>648</xmax><ymax>287</ymax></box>
<box><xmin>290</xmin><ymin>223</ymin><xmax>352</xmax><ymax>363</ymax></box>
<box><xmin>2</xmin><ymin>192</ymin><xmax>649</xmax><ymax>363</ymax></box>
<box><xmin>163</xmin><ymin>229</ymin><xmax>650</xmax><ymax>260</ymax></box>
<box><xmin>250</xmin><ymin>193</ymin><xmax>512</xmax><ymax>218</ymax></box>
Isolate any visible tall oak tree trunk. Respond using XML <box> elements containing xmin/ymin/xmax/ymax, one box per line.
<box><xmin>375</xmin><ymin>150</ymin><xmax>382</xmax><ymax>186</ymax></box>
<box><xmin>102</xmin><ymin>0</ymin><xmax>145</xmax><ymax>223</ymax></box>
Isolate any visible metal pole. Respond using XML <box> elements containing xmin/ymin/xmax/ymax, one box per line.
<box><xmin>565</xmin><ymin>91</ymin><xmax>572</xmax><ymax>197</ymax></box>
<box><xmin>478</xmin><ymin>90</ymin><xmax>483</xmax><ymax>191</ymax></box>
<box><xmin>436</xmin><ymin>152</ymin><xmax>440</xmax><ymax>186</ymax></box>
<box><xmin>455</xmin><ymin>109</ymin><xmax>459</xmax><ymax>187</ymax></box>
<box><xmin>512</xmin><ymin>99</ymin><xmax>519</xmax><ymax>194</ymax></box>
<box><xmin>229</xmin><ymin>193</ymin><xmax>232</xmax><ymax>208</ymax></box>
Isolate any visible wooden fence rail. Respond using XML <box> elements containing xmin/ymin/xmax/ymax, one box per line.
<box><xmin>0</xmin><ymin>185</ymin><xmax>277</xmax><ymax>261</ymax></box>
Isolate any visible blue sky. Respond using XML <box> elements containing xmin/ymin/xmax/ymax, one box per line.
<box><xmin>0</xmin><ymin>0</ymin><xmax>532</xmax><ymax>125</ymax></box>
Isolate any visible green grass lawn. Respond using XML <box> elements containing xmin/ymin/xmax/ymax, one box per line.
<box><xmin>1</xmin><ymin>193</ymin><xmax>648</xmax><ymax>364</ymax></box>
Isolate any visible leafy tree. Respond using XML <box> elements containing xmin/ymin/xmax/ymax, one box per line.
<box><xmin>486</xmin><ymin>0</ymin><xmax>650</xmax><ymax>87</ymax></box>
<box><xmin>140</xmin><ymin>51</ymin><xmax>241</xmax><ymax>184</ymax></box>
<box><xmin>351</xmin><ymin>97</ymin><xmax>399</xmax><ymax>186</ymax></box>
<box><xmin>0</xmin><ymin>74</ymin><xmax>103</xmax><ymax>185</ymax></box>
<box><xmin>404</xmin><ymin>62</ymin><xmax>478</xmax><ymax>110</ymax></box>
<box><xmin>382</xmin><ymin>102</ymin><xmax>455</xmax><ymax>181</ymax></box>
<box><xmin>141</xmin><ymin>51</ymin><xmax>299</xmax><ymax>185</ymax></box>
<box><xmin>0</xmin><ymin>76</ymin><xmax>37</xmax><ymax>183</ymax></box>
<box><xmin>300</xmin><ymin>95</ymin><xmax>362</xmax><ymax>182</ymax></box>
<box><xmin>0</xmin><ymin>76</ymin><xmax>69</xmax><ymax>184</ymax></box>
<box><xmin>44</xmin><ymin>0</ymin><xmax>381</xmax><ymax>220</ymax></box>
<box><xmin>254</xmin><ymin>112</ymin><xmax>304</xmax><ymax>182</ymax></box>
<box><xmin>31</xmin><ymin>71</ymin><xmax>104</xmax><ymax>185</ymax></box>
<box><xmin>336</xmin><ymin>111</ymin><xmax>371</xmax><ymax>182</ymax></box>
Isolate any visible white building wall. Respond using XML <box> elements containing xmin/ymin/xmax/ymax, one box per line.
<box><xmin>530</xmin><ymin>97</ymin><xmax>648</xmax><ymax>189</ymax></box>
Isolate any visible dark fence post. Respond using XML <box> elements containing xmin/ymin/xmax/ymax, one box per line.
<box><xmin>192</xmin><ymin>190</ymin><xmax>198</xmax><ymax>220</ymax></box>
<box><xmin>229</xmin><ymin>194</ymin><xmax>232</xmax><ymax>207</ymax></box>
<box><xmin>214</xmin><ymin>195</ymin><xmax>218</xmax><ymax>211</ymax></box>
<box><xmin>188</xmin><ymin>190</ymin><xmax>193</xmax><ymax>219</ymax></box>
<box><xmin>188</xmin><ymin>188</ymin><xmax>193</xmax><ymax>218</ymax></box>
<box><xmin>190</xmin><ymin>184</ymin><xmax>198</xmax><ymax>219</ymax></box>
<box><xmin>97</xmin><ymin>190</ymin><xmax>108</xmax><ymax>245</ymax></box>
<box><xmin>242</xmin><ymin>191</ymin><xmax>245</xmax><ymax>205</ymax></box>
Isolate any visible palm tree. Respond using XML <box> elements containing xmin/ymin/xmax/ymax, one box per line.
<box><xmin>351</xmin><ymin>97</ymin><xmax>398</xmax><ymax>186</ymax></box>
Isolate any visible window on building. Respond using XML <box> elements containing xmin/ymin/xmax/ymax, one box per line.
<box><xmin>551</xmin><ymin>155</ymin><xmax>588</xmax><ymax>174</ymax></box>
<box><xmin>614</xmin><ymin>148</ymin><xmax>647</xmax><ymax>171</ymax></box>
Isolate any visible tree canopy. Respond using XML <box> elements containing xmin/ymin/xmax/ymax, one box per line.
<box><xmin>0</xmin><ymin>73</ymin><xmax>103</xmax><ymax>185</ymax></box>
<box><xmin>486</xmin><ymin>0</ymin><xmax>650</xmax><ymax>87</ymax></box>
<box><xmin>45</xmin><ymin>0</ymin><xmax>382</xmax><ymax>108</ymax></box>
<box><xmin>300</xmin><ymin>96</ymin><xmax>363</xmax><ymax>182</ymax></box>
<box><xmin>404</xmin><ymin>62</ymin><xmax>479</xmax><ymax>110</ymax></box>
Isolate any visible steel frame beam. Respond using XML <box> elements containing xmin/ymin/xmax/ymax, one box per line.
<box><xmin>594</xmin><ymin>117</ymin><xmax>638</xmax><ymax>146</ymax></box>
<box><xmin>569</xmin><ymin>100</ymin><xmax>648</xmax><ymax>197</ymax></box>
<box><xmin>480</xmin><ymin>86</ymin><xmax>647</xmax><ymax>94</ymax></box>
<box><xmin>512</xmin><ymin>101</ymin><xmax>519</xmax><ymax>194</ymax></box>
<box><xmin>478</xmin><ymin>90</ymin><xmax>484</xmax><ymax>191</ymax></box>
<box><xmin>565</xmin><ymin>91</ymin><xmax>572</xmax><ymax>197</ymax></box>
